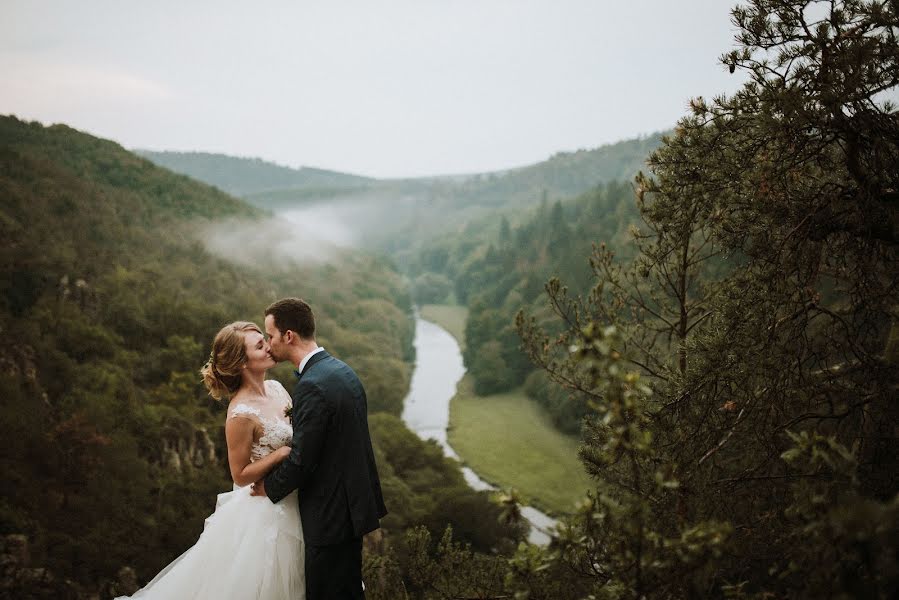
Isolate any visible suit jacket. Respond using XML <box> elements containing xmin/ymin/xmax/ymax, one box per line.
<box><xmin>264</xmin><ymin>350</ymin><xmax>387</xmax><ymax>546</ymax></box>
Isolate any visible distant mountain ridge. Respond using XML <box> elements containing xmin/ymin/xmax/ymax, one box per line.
<box><xmin>135</xmin><ymin>131</ymin><xmax>668</xmax><ymax>265</ymax></box>
<box><xmin>427</xmin><ymin>132</ymin><xmax>665</xmax><ymax>208</ymax></box>
<box><xmin>134</xmin><ymin>149</ymin><xmax>374</xmax><ymax>196</ymax></box>
<box><xmin>137</xmin><ymin>132</ymin><xmax>667</xmax><ymax>201</ymax></box>
<box><xmin>503</xmin><ymin>132</ymin><xmax>665</xmax><ymax>194</ymax></box>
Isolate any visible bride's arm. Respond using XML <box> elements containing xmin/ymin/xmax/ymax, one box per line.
<box><xmin>225</xmin><ymin>417</ymin><xmax>291</xmax><ymax>487</ymax></box>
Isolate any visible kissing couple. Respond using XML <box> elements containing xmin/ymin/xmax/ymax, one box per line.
<box><xmin>117</xmin><ymin>297</ymin><xmax>387</xmax><ymax>600</ymax></box>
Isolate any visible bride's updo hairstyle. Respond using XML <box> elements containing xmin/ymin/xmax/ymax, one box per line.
<box><xmin>200</xmin><ymin>321</ymin><xmax>263</xmax><ymax>400</ymax></box>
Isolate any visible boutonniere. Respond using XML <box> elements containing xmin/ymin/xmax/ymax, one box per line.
<box><xmin>283</xmin><ymin>402</ymin><xmax>293</xmax><ymax>425</ymax></box>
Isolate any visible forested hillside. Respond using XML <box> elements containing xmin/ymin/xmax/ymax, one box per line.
<box><xmin>377</xmin><ymin>133</ymin><xmax>666</xmax><ymax>273</ymax></box>
<box><xmin>0</xmin><ymin>116</ymin><xmax>522</xmax><ymax>597</ymax></box>
<box><xmin>134</xmin><ymin>149</ymin><xmax>373</xmax><ymax>196</ymax></box>
<box><xmin>406</xmin><ymin>181</ymin><xmax>641</xmax><ymax>432</ymax></box>
<box><xmin>432</xmin><ymin>132</ymin><xmax>665</xmax><ymax>207</ymax></box>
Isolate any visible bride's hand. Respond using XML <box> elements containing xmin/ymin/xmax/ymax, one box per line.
<box><xmin>250</xmin><ymin>479</ymin><xmax>266</xmax><ymax>496</ymax></box>
<box><xmin>276</xmin><ymin>446</ymin><xmax>292</xmax><ymax>461</ymax></box>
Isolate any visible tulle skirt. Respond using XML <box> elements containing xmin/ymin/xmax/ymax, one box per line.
<box><xmin>117</xmin><ymin>486</ymin><xmax>305</xmax><ymax>599</ymax></box>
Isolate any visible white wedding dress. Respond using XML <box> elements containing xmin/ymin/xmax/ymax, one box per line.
<box><xmin>117</xmin><ymin>380</ymin><xmax>305</xmax><ymax>599</ymax></box>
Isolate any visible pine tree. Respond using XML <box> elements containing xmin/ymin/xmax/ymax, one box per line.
<box><xmin>514</xmin><ymin>1</ymin><xmax>898</xmax><ymax>597</ymax></box>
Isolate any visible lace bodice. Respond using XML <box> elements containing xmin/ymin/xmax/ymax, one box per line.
<box><xmin>227</xmin><ymin>380</ymin><xmax>293</xmax><ymax>462</ymax></box>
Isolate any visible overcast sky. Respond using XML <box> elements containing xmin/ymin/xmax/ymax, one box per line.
<box><xmin>1</xmin><ymin>1</ymin><xmax>747</xmax><ymax>178</ymax></box>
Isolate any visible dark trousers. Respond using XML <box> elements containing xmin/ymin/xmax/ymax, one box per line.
<box><xmin>305</xmin><ymin>537</ymin><xmax>364</xmax><ymax>600</ymax></box>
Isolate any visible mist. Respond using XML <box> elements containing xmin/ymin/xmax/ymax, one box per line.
<box><xmin>198</xmin><ymin>214</ymin><xmax>348</xmax><ymax>270</ymax></box>
<box><xmin>280</xmin><ymin>201</ymin><xmax>376</xmax><ymax>249</ymax></box>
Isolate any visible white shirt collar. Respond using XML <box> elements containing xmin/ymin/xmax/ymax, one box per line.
<box><xmin>298</xmin><ymin>346</ymin><xmax>325</xmax><ymax>374</ymax></box>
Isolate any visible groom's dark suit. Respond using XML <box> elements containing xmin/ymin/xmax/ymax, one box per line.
<box><xmin>265</xmin><ymin>350</ymin><xmax>387</xmax><ymax>599</ymax></box>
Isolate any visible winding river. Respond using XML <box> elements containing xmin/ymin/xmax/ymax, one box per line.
<box><xmin>401</xmin><ymin>315</ymin><xmax>557</xmax><ymax>546</ymax></box>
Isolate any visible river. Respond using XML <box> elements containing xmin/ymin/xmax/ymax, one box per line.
<box><xmin>401</xmin><ymin>315</ymin><xmax>557</xmax><ymax>546</ymax></box>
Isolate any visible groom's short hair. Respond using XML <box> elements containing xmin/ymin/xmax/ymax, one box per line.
<box><xmin>265</xmin><ymin>297</ymin><xmax>316</xmax><ymax>340</ymax></box>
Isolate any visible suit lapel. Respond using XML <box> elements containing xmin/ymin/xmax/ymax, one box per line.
<box><xmin>299</xmin><ymin>350</ymin><xmax>330</xmax><ymax>380</ymax></box>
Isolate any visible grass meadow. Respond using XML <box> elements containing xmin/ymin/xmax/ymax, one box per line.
<box><xmin>447</xmin><ymin>375</ymin><xmax>593</xmax><ymax>515</ymax></box>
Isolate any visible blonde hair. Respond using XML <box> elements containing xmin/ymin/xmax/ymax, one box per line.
<box><xmin>200</xmin><ymin>321</ymin><xmax>262</xmax><ymax>401</ymax></box>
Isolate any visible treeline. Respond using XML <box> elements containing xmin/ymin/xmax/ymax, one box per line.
<box><xmin>0</xmin><ymin>116</ymin><xmax>522</xmax><ymax>597</ymax></box>
<box><xmin>134</xmin><ymin>149</ymin><xmax>373</xmax><ymax>197</ymax></box>
<box><xmin>433</xmin><ymin>132</ymin><xmax>665</xmax><ymax>208</ymax></box>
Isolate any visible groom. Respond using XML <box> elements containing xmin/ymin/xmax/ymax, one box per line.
<box><xmin>251</xmin><ymin>297</ymin><xmax>387</xmax><ymax>599</ymax></box>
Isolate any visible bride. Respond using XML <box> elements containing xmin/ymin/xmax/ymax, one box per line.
<box><xmin>117</xmin><ymin>321</ymin><xmax>305</xmax><ymax>599</ymax></box>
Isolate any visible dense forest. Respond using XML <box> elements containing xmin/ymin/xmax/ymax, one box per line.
<box><xmin>0</xmin><ymin>116</ymin><xmax>522</xmax><ymax>598</ymax></box>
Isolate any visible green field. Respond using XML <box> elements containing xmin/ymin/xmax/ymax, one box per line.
<box><xmin>420</xmin><ymin>304</ymin><xmax>468</xmax><ymax>351</ymax></box>
<box><xmin>448</xmin><ymin>376</ymin><xmax>593</xmax><ymax>515</ymax></box>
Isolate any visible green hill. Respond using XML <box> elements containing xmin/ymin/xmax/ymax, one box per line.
<box><xmin>0</xmin><ymin>115</ymin><xmax>520</xmax><ymax>594</ymax></box>
<box><xmin>134</xmin><ymin>149</ymin><xmax>374</xmax><ymax>196</ymax></box>
<box><xmin>137</xmin><ymin>132</ymin><xmax>663</xmax><ymax>209</ymax></box>
<box><xmin>439</xmin><ymin>131</ymin><xmax>665</xmax><ymax>206</ymax></box>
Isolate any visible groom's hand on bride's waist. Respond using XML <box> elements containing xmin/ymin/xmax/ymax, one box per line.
<box><xmin>250</xmin><ymin>479</ymin><xmax>266</xmax><ymax>497</ymax></box>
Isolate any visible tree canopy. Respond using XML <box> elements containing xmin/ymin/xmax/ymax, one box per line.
<box><xmin>513</xmin><ymin>1</ymin><xmax>898</xmax><ymax>597</ymax></box>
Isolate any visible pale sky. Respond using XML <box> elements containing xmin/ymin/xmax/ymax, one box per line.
<box><xmin>1</xmin><ymin>1</ymin><xmax>746</xmax><ymax>178</ymax></box>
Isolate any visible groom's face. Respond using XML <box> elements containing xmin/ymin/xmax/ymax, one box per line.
<box><xmin>265</xmin><ymin>314</ymin><xmax>289</xmax><ymax>362</ymax></box>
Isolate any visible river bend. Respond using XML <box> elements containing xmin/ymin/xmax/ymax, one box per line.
<box><xmin>401</xmin><ymin>315</ymin><xmax>557</xmax><ymax>546</ymax></box>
